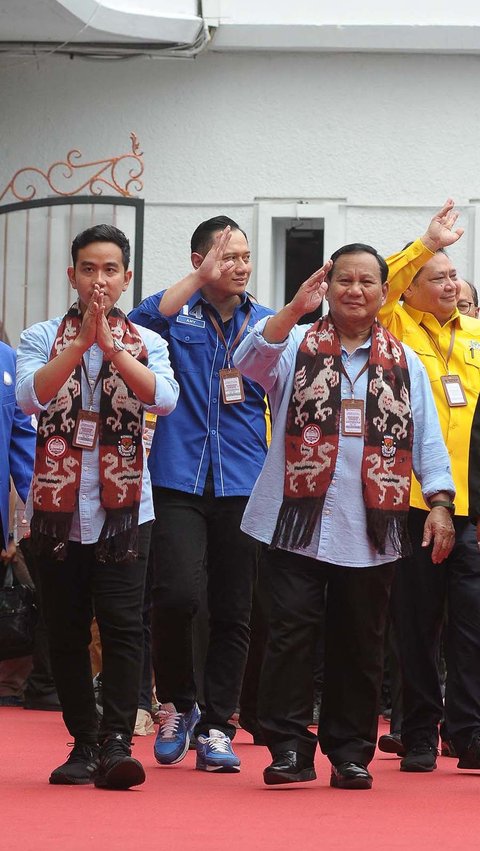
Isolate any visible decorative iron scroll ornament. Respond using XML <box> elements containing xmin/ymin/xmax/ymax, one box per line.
<box><xmin>0</xmin><ymin>133</ymin><xmax>144</xmax><ymax>202</ymax></box>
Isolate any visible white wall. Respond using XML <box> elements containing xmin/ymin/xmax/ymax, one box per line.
<box><xmin>0</xmin><ymin>49</ymin><xmax>478</xmax><ymax>305</ymax></box>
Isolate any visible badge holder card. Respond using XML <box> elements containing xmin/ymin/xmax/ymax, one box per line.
<box><xmin>440</xmin><ymin>375</ymin><xmax>467</xmax><ymax>407</ymax></box>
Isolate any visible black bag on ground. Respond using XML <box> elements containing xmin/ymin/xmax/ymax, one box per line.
<box><xmin>0</xmin><ymin>559</ymin><xmax>38</xmax><ymax>661</ymax></box>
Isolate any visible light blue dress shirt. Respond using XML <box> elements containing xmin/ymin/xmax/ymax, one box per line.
<box><xmin>16</xmin><ymin>317</ymin><xmax>179</xmax><ymax>544</ymax></box>
<box><xmin>234</xmin><ymin>317</ymin><xmax>455</xmax><ymax>568</ymax></box>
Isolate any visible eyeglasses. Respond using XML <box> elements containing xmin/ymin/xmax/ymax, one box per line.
<box><xmin>457</xmin><ymin>300</ymin><xmax>475</xmax><ymax>314</ymax></box>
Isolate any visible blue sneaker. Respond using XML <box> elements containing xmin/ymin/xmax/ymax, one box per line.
<box><xmin>196</xmin><ymin>729</ymin><xmax>241</xmax><ymax>773</ymax></box>
<box><xmin>154</xmin><ymin>702</ymin><xmax>201</xmax><ymax>765</ymax></box>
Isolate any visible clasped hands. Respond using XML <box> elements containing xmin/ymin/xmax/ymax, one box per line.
<box><xmin>77</xmin><ymin>285</ymin><xmax>118</xmax><ymax>359</ymax></box>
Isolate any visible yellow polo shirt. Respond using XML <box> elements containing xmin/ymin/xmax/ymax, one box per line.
<box><xmin>379</xmin><ymin>238</ymin><xmax>480</xmax><ymax>515</ymax></box>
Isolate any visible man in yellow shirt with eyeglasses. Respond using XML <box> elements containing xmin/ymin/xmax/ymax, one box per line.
<box><xmin>378</xmin><ymin>199</ymin><xmax>480</xmax><ymax>773</ymax></box>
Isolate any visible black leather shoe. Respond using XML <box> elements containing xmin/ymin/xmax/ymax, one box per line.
<box><xmin>330</xmin><ymin>762</ymin><xmax>373</xmax><ymax>789</ymax></box>
<box><xmin>377</xmin><ymin>732</ymin><xmax>405</xmax><ymax>756</ymax></box>
<box><xmin>263</xmin><ymin>751</ymin><xmax>316</xmax><ymax>785</ymax></box>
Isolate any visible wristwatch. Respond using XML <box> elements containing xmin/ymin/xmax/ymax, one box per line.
<box><xmin>429</xmin><ymin>499</ymin><xmax>455</xmax><ymax>516</ymax></box>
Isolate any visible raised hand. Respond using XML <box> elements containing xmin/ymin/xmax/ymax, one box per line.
<box><xmin>194</xmin><ymin>227</ymin><xmax>234</xmax><ymax>286</ymax></box>
<box><xmin>422</xmin><ymin>198</ymin><xmax>464</xmax><ymax>252</ymax></box>
<box><xmin>262</xmin><ymin>260</ymin><xmax>333</xmax><ymax>343</ymax></box>
<box><xmin>289</xmin><ymin>260</ymin><xmax>333</xmax><ymax>320</ymax></box>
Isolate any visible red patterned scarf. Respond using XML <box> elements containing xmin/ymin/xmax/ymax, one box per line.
<box><xmin>271</xmin><ymin>316</ymin><xmax>413</xmax><ymax>556</ymax></box>
<box><xmin>31</xmin><ymin>302</ymin><xmax>148</xmax><ymax>563</ymax></box>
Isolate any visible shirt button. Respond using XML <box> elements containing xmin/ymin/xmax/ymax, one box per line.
<box><xmin>81</xmin><ymin>495</ymin><xmax>87</xmax><ymax>501</ymax></box>
<box><xmin>211</xmin><ymin>429</ymin><xmax>216</xmax><ymax>435</ymax></box>
<box><xmin>324</xmin><ymin>509</ymin><xmax>331</xmax><ymax>515</ymax></box>
<box><xmin>212</xmin><ymin>398</ymin><xmax>217</xmax><ymax>403</ymax></box>
<box><xmin>185</xmin><ymin>335</ymin><xmax>190</xmax><ymax>341</ymax></box>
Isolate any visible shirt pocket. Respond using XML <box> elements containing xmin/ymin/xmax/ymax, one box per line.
<box><xmin>463</xmin><ymin>348</ymin><xmax>480</xmax><ymax>395</ymax></box>
<box><xmin>170</xmin><ymin>325</ymin><xmax>208</xmax><ymax>374</ymax></box>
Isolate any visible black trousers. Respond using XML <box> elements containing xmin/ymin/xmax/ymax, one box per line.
<box><xmin>37</xmin><ymin>523</ymin><xmax>151</xmax><ymax>744</ymax></box>
<box><xmin>150</xmin><ymin>486</ymin><xmax>257</xmax><ymax>739</ymax></box>
<box><xmin>258</xmin><ymin>547</ymin><xmax>395</xmax><ymax>767</ymax></box>
<box><xmin>391</xmin><ymin>508</ymin><xmax>480</xmax><ymax>755</ymax></box>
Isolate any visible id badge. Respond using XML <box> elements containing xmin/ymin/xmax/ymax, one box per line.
<box><xmin>72</xmin><ymin>409</ymin><xmax>100</xmax><ymax>450</ymax></box>
<box><xmin>219</xmin><ymin>368</ymin><xmax>245</xmax><ymax>405</ymax></box>
<box><xmin>341</xmin><ymin>399</ymin><xmax>364</xmax><ymax>436</ymax></box>
<box><xmin>440</xmin><ymin>375</ymin><xmax>467</xmax><ymax>407</ymax></box>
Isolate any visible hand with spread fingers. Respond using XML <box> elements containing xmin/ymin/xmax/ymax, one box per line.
<box><xmin>421</xmin><ymin>198</ymin><xmax>465</xmax><ymax>253</ymax></box>
<box><xmin>422</xmin><ymin>506</ymin><xmax>455</xmax><ymax>564</ymax></box>
<box><xmin>194</xmin><ymin>226</ymin><xmax>235</xmax><ymax>287</ymax></box>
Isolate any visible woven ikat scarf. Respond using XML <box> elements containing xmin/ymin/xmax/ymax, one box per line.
<box><xmin>271</xmin><ymin>316</ymin><xmax>413</xmax><ymax>556</ymax></box>
<box><xmin>31</xmin><ymin>302</ymin><xmax>148</xmax><ymax>563</ymax></box>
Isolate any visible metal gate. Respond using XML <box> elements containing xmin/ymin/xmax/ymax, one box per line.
<box><xmin>0</xmin><ymin>134</ymin><xmax>145</xmax><ymax>346</ymax></box>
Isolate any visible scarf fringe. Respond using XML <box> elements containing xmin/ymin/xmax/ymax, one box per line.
<box><xmin>96</xmin><ymin>507</ymin><xmax>140</xmax><ymax>564</ymax></box>
<box><xmin>366</xmin><ymin>509</ymin><xmax>412</xmax><ymax>558</ymax></box>
<box><xmin>270</xmin><ymin>498</ymin><xmax>324</xmax><ymax>551</ymax></box>
<box><xmin>30</xmin><ymin>512</ymin><xmax>73</xmax><ymax>561</ymax></box>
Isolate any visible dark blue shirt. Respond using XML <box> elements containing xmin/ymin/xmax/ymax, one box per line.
<box><xmin>129</xmin><ymin>291</ymin><xmax>274</xmax><ymax>496</ymax></box>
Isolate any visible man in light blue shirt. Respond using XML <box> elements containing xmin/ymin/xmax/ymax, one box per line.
<box><xmin>234</xmin><ymin>242</ymin><xmax>455</xmax><ymax>790</ymax></box>
<box><xmin>16</xmin><ymin>224</ymin><xmax>178</xmax><ymax>790</ymax></box>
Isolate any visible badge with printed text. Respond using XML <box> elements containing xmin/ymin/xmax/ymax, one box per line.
<box><xmin>341</xmin><ymin>399</ymin><xmax>364</xmax><ymax>436</ymax></box>
<box><xmin>72</xmin><ymin>410</ymin><xmax>100</xmax><ymax>450</ymax></box>
<box><xmin>219</xmin><ymin>368</ymin><xmax>245</xmax><ymax>405</ymax></box>
<box><xmin>440</xmin><ymin>375</ymin><xmax>467</xmax><ymax>407</ymax></box>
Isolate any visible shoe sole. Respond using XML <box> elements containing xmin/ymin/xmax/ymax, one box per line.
<box><xmin>95</xmin><ymin>760</ymin><xmax>146</xmax><ymax>789</ymax></box>
<box><xmin>49</xmin><ymin>774</ymin><xmax>94</xmax><ymax>785</ymax></box>
<box><xmin>457</xmin><ymin>760</ymin><xmax>480</xmax><ymax>769</ymax></box>
<box><xmin>263</xmin><ymin>768</ymin><xmax>316</xmax><ymax>785</ymax></box>
<box><xmin>330</xmin><ymin>775</ymin><xmax>372</xmax><ymax>790</ymax></box>
<box><xmin>196</xmin><ymin>761</ymin><xmax>241</xmax><ymax>773</ymax></box>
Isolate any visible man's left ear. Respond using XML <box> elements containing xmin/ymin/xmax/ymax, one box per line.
<box><xmin>381</xmin><ymin>282</ymin><xmax>388</xmax><ymax>305</ymax></box>
<box><xmin>123</xmin><ymin>270</ymin><xmax>133</xmax><ymax>291</ymax></box>
<box><xmin>67</xmin><ymin>266</ymin><xmax>76</xmax><ymax>288</ymax></box>
<box><xmin>191</xmin><ymin>252</ymin><xmax>204</xmax><ymax>270</ymax></box>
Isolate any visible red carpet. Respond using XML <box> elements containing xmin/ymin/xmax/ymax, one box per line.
<box><xmin>1</xmin><ymin>709</ymin><xmax>479</xmax><ymax>850</ymax></box>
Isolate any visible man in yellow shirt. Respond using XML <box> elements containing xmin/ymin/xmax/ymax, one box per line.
<box><xmin>379</xmin><ymin>199</ymin><xmax>480</xmax><ymax>772</ymax></box>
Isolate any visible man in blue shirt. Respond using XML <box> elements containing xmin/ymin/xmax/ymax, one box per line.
<box><xmin>129</xmin><ymin>216</ymin><xmax>273</xmax><ymax>772</ymax></box>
